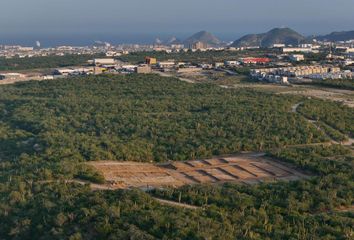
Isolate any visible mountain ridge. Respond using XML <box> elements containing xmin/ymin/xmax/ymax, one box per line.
<box><xmin>183</xmin><ymin>31</ymin><xmax>222</xmax><ymax>47</ymax></box>
<box><xmin>231</xmin><ymin>28</ymin><xmax>306</xmax><ymax>47</ymax></box>
<box><xmin>314</xmin><ymin>30</ymin><xmax>354</xmax><ymax>42</ymax></box>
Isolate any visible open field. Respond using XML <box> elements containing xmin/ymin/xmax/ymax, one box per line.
<box><xmin>88</xmin><ymin>153</ymin><xmax>309</xmax><ymax>190</ymax></box>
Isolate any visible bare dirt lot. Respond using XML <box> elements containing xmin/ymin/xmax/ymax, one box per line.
<box><xmin>88</xmin><ymin>153</ymin><xmax>309</xmax><ymax>190</ymax></box>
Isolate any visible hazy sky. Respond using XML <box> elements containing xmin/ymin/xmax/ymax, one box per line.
<box><xmin>1</xmin><ymin>0</ymin><xmax>354</xmax><ymax>41</ymax></box>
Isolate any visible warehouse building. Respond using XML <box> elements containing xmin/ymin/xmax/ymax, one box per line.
<box><xmin>136</xmin><ymin>64</ymin><xmax>152</xmax><ymax>74</ymax></box>
<box><xmin>93</xmin><ymin>58</ymin><xmax>116</xmax><ymax>66</ymax></box>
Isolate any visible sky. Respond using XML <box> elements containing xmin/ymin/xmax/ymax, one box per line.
<box><xmin>1</xmin><ymin>0</ymin><xmax>354</xmax><ymax>45</ymax></box>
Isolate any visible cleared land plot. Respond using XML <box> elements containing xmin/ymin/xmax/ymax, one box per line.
<box><xmin>88</xmin><ymin>153</ymin><xmax>309</xmax><ymax>189</ymax></box>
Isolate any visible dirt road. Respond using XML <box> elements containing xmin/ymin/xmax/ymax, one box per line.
<box><xmin>291</xmin><ymin>102</ymin><xmax>353</xmax><ymax>146</ymax></box>
<box><xmin>153</xmin><ymin>197</ymin><xmax>200</xmax><ymax>210</ymax></box>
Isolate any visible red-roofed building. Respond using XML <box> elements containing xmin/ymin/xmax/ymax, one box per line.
<box><xmin>241</xmin><ymin>58</ymin><xmax>271</xmax><ymax>64</ymax></box>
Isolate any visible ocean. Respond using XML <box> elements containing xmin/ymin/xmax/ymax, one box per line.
<box><xmin>0</xmin><ymin>33</ymin><xmax>238</xmax><ymax>47</ymax></box>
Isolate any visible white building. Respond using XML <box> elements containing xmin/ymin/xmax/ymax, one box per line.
<box><xmin>224</xmin><ymin>60</ymin><xmax>240</xmax><ymax>66</ymax></box>
<box><xmin>344</xmin><ymin>59</ymin><xmax>354</xmax><ymax>66</ymax></box>
<box><xmin>93</xmin><ymin>58</ymin><xmax>116</xmax><ymax>66</ymax></box>
<box><xmin>18</xmin><ymin>47</ymin><xmax>34</xmax><ymax>51</ymax></box>
<box><xmin>272</xmin><ymin>44</ymin><xmax>285</xmax><ymax>48</ymax></box>
<box><xmin>53</xmin><ymin>67</ymin><xmax>94</xmax><ymax>76</ymax></box>
<box><xmin>289</xmin><ymin>54</ymin><xmax>305</xmax><ymax>62</ymax></box>
<box><xmin>121</xmin><ymin>65</ymin><xmax>138</xmax><ymax>72</ymax></box>
<box><xmin>282</xmin><ymin>47</ymin><xmax>317</xmax><ymax>53</ymax></box>
<box><xmin>157</xmin><ymin>61</ymin><xmax>176</xmax><ymax>69</ymax></box>
<box><xmin>214</xmin><ymin>62</ymin><xmax>224</xmax><ymax>68</ymax></box>
<box><xmin>105</xmin><ymin>51</ymin><xmax>122</xmax><ymax>57</ymax></box>
<box><xmin>299</xmin><ymin>44</ymin><xmax>313</xmax><ymax>48</ymax></box>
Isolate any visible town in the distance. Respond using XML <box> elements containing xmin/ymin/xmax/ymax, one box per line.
<box><xmin>1</xmin><ymin>17</ymin><xmax>354</xmax><ymax>239</ymax></box>
<box><xmin>1</xmin><ymin>27</ymin><xmax>354</xmax><ymax>86</ymax></box>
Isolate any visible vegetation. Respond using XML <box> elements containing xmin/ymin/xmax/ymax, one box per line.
<box><xmin>302</xmin><ymin>52</ymin><xmax>328</xmax><ymax>63</ymax></box>
<box><xmin>152</xmin><ymin>145</ymin><xmax>354</xmax><ymax>239</ymax></box>
<box><xmin>298</xmin><ymin>99</ymin><xmax>354</xmax><ymax>137</ymax></box>
<box><xmin>306</xmin><ymin>79</ymin><xmax>354</xmax><ymax>91</ymax></box>
<box><xmin>0</xmin><ymin>74</ymin><xmax>353</xmax><ymax>239</ymax></box>
<box><xmin>0</xmin><ymin>54</ymin><xmax>102</xmax><ymax>71</ymax></box>
<box><xmin>231</xmin><ymin>66</ymin><xmax>251</xmax><ymax>75</ymax></box>
<box><xmin>316</xmin><ymin>121</ymin><xmax>348</xmax><ymax>142</ymax></box>
<box><xmin>0</xmin><ymin>74</ymin><xmax>329</xmax><ymax>164</ymax></box>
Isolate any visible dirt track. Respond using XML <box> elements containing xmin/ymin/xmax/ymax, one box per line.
<box><xmin>153</xmin><ymin>198</ymin><xmax>200</xmax><ymax>210</ymax></box>
<box><xmin>292</xmin><ymin>102</ymin><xmax>354</xmax><ymax>146</ymax></box>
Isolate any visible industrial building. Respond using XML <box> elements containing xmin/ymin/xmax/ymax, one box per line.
<box><xmin>93</xmin><ymin>58</ymin><xmax>116</xmax><ymax>66</ymax></box>
<box><xmin>157</xmin><ymin>61</ymin><xmax>176</xmax><ymax>69</ymax></box>
<box><xmin>282</xmin><ymin>47</ymin><xmax>317</xmax><ymax>53</ymax></box>
<box><xmin>189</xmin><ymin>41</ymin><xmax>208</xmax><ymax>50</ymax></box>
<box><xmin>145</xmin><ymin>57</ymin><xmax>157</xmax><ymax>65</ymax></box>
<box><xmin>135</xmin><ymin>64</ymin><xmax>152</xmax><ymax>74</ymax></box>
<box><xmin>53</xmin><ymin>67</ymin><xmax>95</xmax><ymax>76</ymax></box>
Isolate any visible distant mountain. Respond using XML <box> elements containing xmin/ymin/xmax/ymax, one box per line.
<box><xmin>314</xmin><ymin>31</ymin><xmax>354</xmax><ymax>42</ymax></box>
<box><xmin>183</xmin><ymin>31</ymin><xmax>222</xmax><ymax>47</ymax></box>
<box><xmin>231</xmin><ymin>28</ymin><xmax>306</xmax><ymax>48</ymax></box>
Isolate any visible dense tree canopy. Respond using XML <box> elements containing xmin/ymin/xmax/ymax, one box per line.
<box><xmin>298</xmin><ymin>99</ymin><xmax>354</xmax><ymax>137</ymax></box>
<box><xmin>0</xmin><ymin>54</ymin><xmax>102</xmax><ymax>71</ymax></box>
<box><xmin>0</xmin><ymin>74</ymin><xmax>353</xmax><ymax>239</ymax></box>
<box><xmin>303</xmin><ymin>79</ymin><xmax>354</xmax><ymax>91</ymax></box>
<box><xmin>0</xmin><ymin>74</ymin><xmax>329</xmax><ymax>164</ymax></box>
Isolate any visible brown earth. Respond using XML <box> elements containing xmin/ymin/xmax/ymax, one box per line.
<box><xmin>88</xmin><ymin>153</ymin><xmax>309</xmax><ymax>190</ymax></box>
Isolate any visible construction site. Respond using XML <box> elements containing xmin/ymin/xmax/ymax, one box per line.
<box><xmin>88</xmin><ymin>153</ymin><xmax>309</xmax><ymax>190</ymax></box>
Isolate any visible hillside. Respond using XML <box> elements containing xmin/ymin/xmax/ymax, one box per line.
<box><xmin>231</xmin><ymin>27</ymin><xmax>305</xmax><ymax>47</ymax></box>
<box><xmin>183</xmin><ymin>31</ymin><xmax>222</xmax><ymax>47</ymax></box>
<box><xmin>315</xmin><ymin>30</ymin><xmax>354</xmax><ymax>42</ymax></box>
